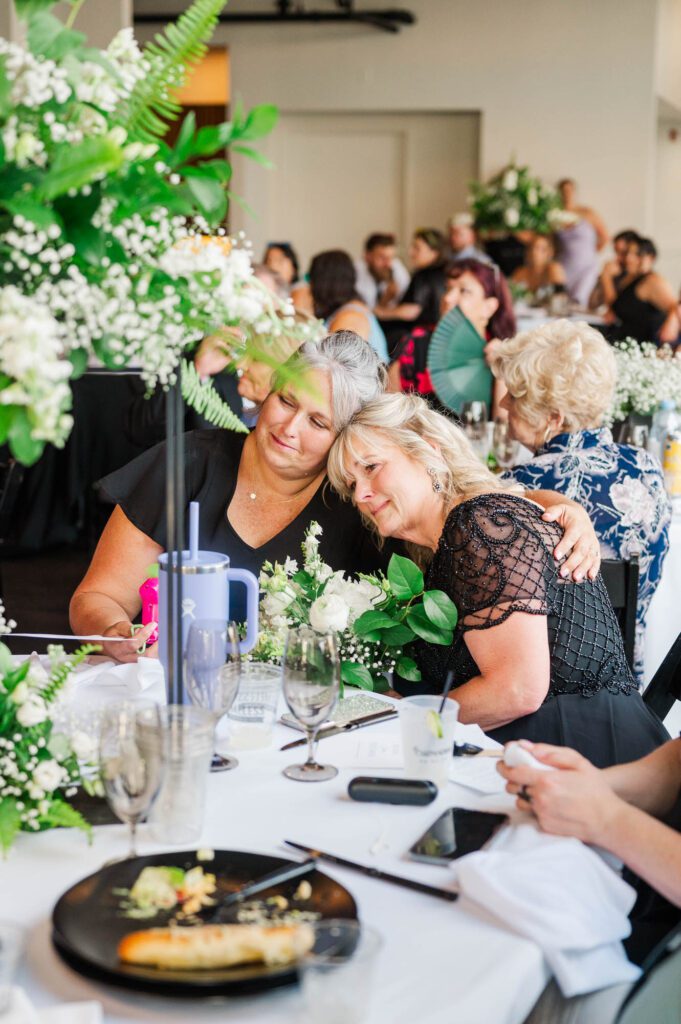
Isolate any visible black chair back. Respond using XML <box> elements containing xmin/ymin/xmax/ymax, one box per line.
<box><xmin>616</xmin><ymin>922</ymin><xmax>681</xmax><ymax>1022</ymax></box>
<box><xmin>601</xmin><ymin>556</ymin><xmax>639</xmax><ymax>671</ymax></box>
<box><xmin>0</xmin><ymin>454</ymin><xmax>26</xmax><ymax>601</ymax></box>
<box><xmin>643</xmin><ymin>630</ymin><xmax>681</xmax><ymax>720</ymax></box>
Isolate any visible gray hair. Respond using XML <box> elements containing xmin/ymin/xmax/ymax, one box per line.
<box><xmin>272</xmin><ymin>330</ymin><xmax>388</xmax><ymax>431</ymax></box>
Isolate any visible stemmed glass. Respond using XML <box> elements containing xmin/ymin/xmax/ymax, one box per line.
<box><xmin>282</xmin><ymin>627</ymin><xmax>340</xmax><ymax>782</ymax></box>
<box><xmin>99</xmin><ymin>700</ymin><xmax>165</xmax><ymax>859</ymax></box>
<box><xmin>460</xmin><ymin>400</ymin><xmax>488</xmax><ymax>458</ymax></box>
<box><xmin>492</xmin><ymin>417</ymin><xmax>518</xmax><ymax>471</ymax></box>
<box><xmin>185</xmin><ymin>619</ymin><xmax>241</xmax><ymax>772</ymax></box>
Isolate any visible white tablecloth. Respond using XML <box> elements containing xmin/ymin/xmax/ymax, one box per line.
<box><xmin>644</xmin><ymin>512</ymin><xmax>681</xmax><ymax>685</ymax></box>
<box><xmin>6</xmin><ymin>663</ymin><xmax>550</xmax><ymax>1024</ymax></box>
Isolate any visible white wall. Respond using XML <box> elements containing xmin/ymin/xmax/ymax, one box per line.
<box><xmin>656</xmin><ymin>0</ymin><xmax>681</xmax><ymax>112</ymax></box>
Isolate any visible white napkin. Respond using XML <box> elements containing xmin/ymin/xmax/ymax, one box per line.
<box><xmin>448</xmin><ymin>755</ymin><xmax>506</xmax><ymax>794</ymax></box>
<box><xmin>3</xmin><ymin>988</ymin><xmax>101</xmax><ymax>1024</ymax></box>
<box><xmin>454</xmin><ymin>822</ymin><xmax>642</xmax><ymax>997</ymax></box>
<box><xmin>72</xmin><ymin>657</ymin><xmax>165</xmax><ymax>699</ymax></box>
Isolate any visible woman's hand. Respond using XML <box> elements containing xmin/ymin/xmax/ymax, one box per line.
<box><xmin>541</xmin><ymin>501</ymin><xmax>601</xmax><ymax>581</ymax></box>
<box><xmin>100</xmin><ymin>621</ymin><xmax>156</xmax><ymax>663</ymax></box>
<box><xmin>498</xmin><ymin>741</ymin><xmax>623</xmax><ymax>845</ymax></box>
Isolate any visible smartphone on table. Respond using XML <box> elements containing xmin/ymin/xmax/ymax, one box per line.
<box><xmin>409</xmin><ymin>807</ymin><xmax>509</xmax><ymax>865</ymax></box>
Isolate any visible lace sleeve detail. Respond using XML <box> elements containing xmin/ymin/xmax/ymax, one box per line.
<box><xmin>436</xmin><ymin>494</ymin><xmax>556</xmax><ymax>631</ymax></box>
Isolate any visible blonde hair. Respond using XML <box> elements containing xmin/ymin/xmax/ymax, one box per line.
<box><xmin>492</xmin><ymin>319</ymin><xmax>616</xmax><ymax>432</ymax></box>
<box><xmin>327</xmin><ymin>392</ymin><xmax>522</xmax><ymax>551</ymax></box>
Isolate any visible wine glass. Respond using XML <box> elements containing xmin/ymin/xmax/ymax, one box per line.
<box><xmin>99</xmin><ymin>700</ymin><xmax>165</xmax><ymax>859</ymax></box>
<box><xmin>185</xmin><ymin>619</ymin><xmax>241</xmax><ymax>772</ymax></box>
<box><xmin>282</xmin><ymin>627</ymin><xmax>340</xmax><ymax>782</ymax></box>
<box><xmin>492</xmin><ymin>417</ymin><xmax>518</xmax><ymax>471</ymax></box>
<box><xmin>460</xmin><ymin>400</ymin><xmax>488</xmax><ymax>458</ymax></box>
<box><xmin>620</xmin><ymin>422</ymin><xmax>650</xmax><ymax>448</ymax></box>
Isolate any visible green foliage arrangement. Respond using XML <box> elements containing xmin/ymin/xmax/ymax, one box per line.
<box><xmin>469</xmin><ymin>161</ymin><xmax>560</xmax><ymax>235</ymax></box>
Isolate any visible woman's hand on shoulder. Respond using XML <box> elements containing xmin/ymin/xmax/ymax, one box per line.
<box><xmin>101</xmin><ymin>621</ymin><xmax>156</xmax><ymax>663</ymax></box>
<box><xmin>541</xmin><ymin>500</ymin><xmax>601</xmax><ymax>581</ymax></box>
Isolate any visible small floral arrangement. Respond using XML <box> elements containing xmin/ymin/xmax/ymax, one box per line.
<box><xmin>254</xmin><ymin>522</ymin><xmax>458</xmax><ymax>691</ymax></box>
<box><xmin>0</xmin><ymin>0</ymin><xmax>319</xmax><ymax>465</ymax></box>
<box><xmin>0</xmin><ymin>625</ymin><xmax>98</xmax><ymax>855</ymax></box>
<box><xmin>609</xmin><ymin>339</ymin><xmax>681</xmax><ymax>421</ymax></box>
<box><xmin>470</xmin><ymin>161</ymin><xmax>559</xmax><ymax>234</ymax></box>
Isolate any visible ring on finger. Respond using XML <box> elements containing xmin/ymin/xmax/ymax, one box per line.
<box><xmin>519</xmin><ymin>784</ymin><xmax>532</xmax><ymax>804</ymax></box>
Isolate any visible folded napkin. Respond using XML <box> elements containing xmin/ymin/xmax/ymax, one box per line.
<box><xmin>3</xmin><ymin>988</ymin><xmax>101</xmax><ymax>1024</ymax></box>
<box><xmin>454</xmin><ymin>822</ymin><xmax>642</xmax><ymax>997</ymax></box>
<box><xmin>72</xmin><ymin>657</ymin><xmax>165</xmax><ymax>699</ymax></box>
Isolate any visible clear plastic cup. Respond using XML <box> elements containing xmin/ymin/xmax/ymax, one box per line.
<box><xmin>399</xmin><ymin>695</ymin><xmax>458</xmax><ymax>785</ymax></box>
<box><xmin>299</xmin><ymin>920</ymin><xmax>383</xmax><ymax>1024</ymax></box>
<box><xmin>227</xmin><ymin>663</ymin><xmax>281</xmax><ymax>750</ymax></box>
<box><xmin>148</xmin><ymin>705</ymin><xmax>214</xmax><ymax>845</ymax></box>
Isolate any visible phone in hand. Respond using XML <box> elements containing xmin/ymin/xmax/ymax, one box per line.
<box><xmin>409</xmin><ymin>807</ymin><xmax>509</xmax><ymax>865</ymax></box>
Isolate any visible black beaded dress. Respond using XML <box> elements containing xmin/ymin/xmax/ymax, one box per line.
<box><xmin>417</xmin><ymin>493</ymin><xmax>668</xmax><ymax>767</ymax></box>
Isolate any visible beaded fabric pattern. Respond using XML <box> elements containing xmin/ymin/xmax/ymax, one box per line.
<box><xmin>420</xmin><ymin>492</ymin><xmax>636</xmax><ymax>701</ymax></box>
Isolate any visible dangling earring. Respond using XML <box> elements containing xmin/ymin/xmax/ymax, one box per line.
<box><xmin>542</xmin><ymin>423</ymin><xmax>553</xmax><ymax>446</ymax></box>
<box><xmin>427</xmin><ymin>466</ymin><xmax>442</xmax><ymax>493</ymax></box>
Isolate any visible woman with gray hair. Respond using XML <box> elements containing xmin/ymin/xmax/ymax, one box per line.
<box><xmin>492</xmin><ymin>319</ymin><xmax>670</xmax><ymax>682</ymax></box>
<box><xmin>327</xmin><ymin>391</ymin><xmax>668</xmax><ymax>766</ymax></box>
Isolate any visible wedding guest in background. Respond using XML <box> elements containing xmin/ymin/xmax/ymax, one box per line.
<box><xmin>590</xmin><ymin>228</ymin><xmax>640</xmax><ymax>309</ymax></box>
<box><xmin>263</xmin><ymin>241</ymin><xmax>300</xmax><ymax>291</ymax></box>
<box><xmin>447</xmin><ymin>212</ymin><xmax>490</xmax><ymax>264</ymax></box>
<box><xmin>328</xmin><ymin>391</ymin><xmax>669</xmax><ymax>766</ymax></box>
<box><xmin>308</xmin><ymin>249</ymin><xmax>389</xmax><ymax>362</ymax></box>
<box><xmin>354</xmin><ymin>232</ymin><xmax>410</xmax><ymax>310</ymax></box>
<box><xmin>511</xmin><ymin>234</ymin><xmax>565</xmax><ymax>299</ymax></box>
<box><xmin>611</xmin><ymin>236</ymin><xmax>680</xmax><ymax>344</ymax></box>
<box><xmin>500</xmin><ymin>737</ymin><xmax>681</xmax><ymax>1020</ymax></box>
<box><xmin>492</xmin><ymin>319</ymin><xmax>670</xmax><ymax>681</ymax></box>
<box><xmin>554</xmin><ymin>178</ymin><xmax>609</xmax><ymax>306</ymax></box>
<box><xmin>375</xmin><ymin>228</ymin><xmax>447</xmax><ymax>327</ymax></box>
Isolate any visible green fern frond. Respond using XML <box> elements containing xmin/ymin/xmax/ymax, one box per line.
<box><xmin>124</xmin><ymin>0</ymin><xmax>227</xmax><ymax>143</ymax></box>
<box><xmin>42</xmin><ymin>644</ymin><xmax>100</xmax><ymax>704</ymax></box>
<box><xmin>181</xmin><ymin>360</ymin><xmax>248</xmax><ymax>434</ymax></box>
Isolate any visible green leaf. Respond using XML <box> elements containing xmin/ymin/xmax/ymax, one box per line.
<box><xmin>27</xmin><ymin>11</ymin><xmax>85</xmax><ymax>61</ymax></box>
<box><xmin>65</xmin><ymin>218</ymin><xmax>106</xmax><ymax>266</ymax></box>
<box><xmin>380</xmin><ymin>622</ymin><xmax>415</xmax><ymax>647</ymax></box>
<box><xmin>353</xmin><ymin>609</ymin><xmax>397</xmax><ymax>636</ymax></box>
<box><xmin>182</xmin><ymin>159</ymin><xmax>232</xmax><ymax>183</ymax></box>
<box><xmin>0</xmin><ymin>643</ymin><xmax>13</xmax><ymax>676</ymax></box>
<box><xmin>68</xmin><ymin>348</ymin><xmax>88</xmax><ymax>379</ymax></box>
<box><xmin>239</xmin><ymin>104</ymin><xmax>278</xmax><ymax>141</ymax></box>
<box><xmin>0</xmin><ymin>55</ymin><xmax>11</xmax><ymax>121</ymax></box>
<box><xmin>406</xmin><ymin>606</ymin><xmax>453</xmax><ymax>646</ymax></box>
<box><xmin>231</xmin><ymin>144</ymin><xmax>273</xmax><ymax>169</ymax></box>
<box><xmin>45</xmin><ymin>799</ymin><xmax>92</xmax><ymax>839</ymax></box>
<box><xmin>38</xmin><ymin>137</ymin><xmax>124</xmax><ymax>202</ymax></box>
<box><xmin>193</xmin><ymin>123</ymin><xmax>228</xmax><ymax>157</ymax></box>
<box><xmin>0</xmin><ymin>799</ymin><xmax>21</xmax><ymax>857</ymax></box>
<box><xmin>395</xmin><ymin>655</ymin><xmax>421</xmax><ymax>681</ymax></box>
<box><xmin>423</xmin><ymin>590</ymin><xmax>458</xmax><ymax>631</ymax></box>
<box><xmin>387</xmin><ymin>554</ymin><xmax>424</xmax><ymax>600</ymax></box>
<box><xmin>8</xmin><ymin>409</ymin><xmax>44</xmax><ymax>466</ymax></box>
<box><xmin>0</xmin><ymin>404</ymin><xmax>14</xmax><ymax>445</ymax></box>
<box><xmin>340</xmin><ymin>662</ymin><xmax>374</xmax><ymax>690</ymax></box>
<box><xmin>3</xmin><ymin>196</ymin><xmax>61</xmax><ymax>230</ymax></box>
<box><xmin>173</xmin><ymin>110</ymin><xmax>197</xmax><ymax>164</ymax></box>
<box><xmin>186</xmin><ymin>174</ymin><xmax>227</xmax><ymax>223</ymax></box>
<box><xmin>13</xmin><ymin>0</ymin><xmax>56</xmax><ymax>18</ymax></box>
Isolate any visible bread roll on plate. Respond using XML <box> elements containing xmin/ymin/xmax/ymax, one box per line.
<box><xmin>118</xmin><ymin>922</ymin><xmax>315</xmax><ymax>970</ymax></box>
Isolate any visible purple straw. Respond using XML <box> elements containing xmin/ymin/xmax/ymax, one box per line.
<box><xmin>189</xmin><ymin>501</ymin><xmax>199</xmax><ymax>561</ymax></box>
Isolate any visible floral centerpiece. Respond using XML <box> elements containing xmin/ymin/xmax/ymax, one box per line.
<box><xmin>0</xmin><ymin>604</ymin><xmax>98</xmax><ymax>854</ymax></box>
<box><xmin>0</xmin><ymin>0</ymin><xmax>318</xmax><ymax>466</ymax></box>
<box><xmin>609</xmin><ymin>339</ymin><xmax>681</xmax><ymax>422</ymax></box>
<box><xmin>254</xmin><ymin>522</ymin><xmax>458</xmax><ymax>692</ymax></box>
<box><xmin>469</xmin><ymin>161</ymin><xmax>560</xmax><ymax>234</ymax></box>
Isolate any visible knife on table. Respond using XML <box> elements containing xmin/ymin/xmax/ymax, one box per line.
<box><xmin>279</xmin><ymin>708</ymin><xmax>398</xmax><ymax>751</ymax></box>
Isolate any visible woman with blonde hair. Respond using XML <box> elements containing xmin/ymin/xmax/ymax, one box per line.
<box><xmin>327</xmin><ymin>391</ymin><xmax>668</xmax><ymax>766</ymax></box>
<box><xmin>492</xmin><ymin>319</ymin><xmax>670</xmax><ymax>681</ymax></box>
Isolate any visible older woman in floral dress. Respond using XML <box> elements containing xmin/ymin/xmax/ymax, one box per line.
<box><xmin>492</xmin><ymin>320</ymin><xmax>671</xmax><ymax>681</ymax></box>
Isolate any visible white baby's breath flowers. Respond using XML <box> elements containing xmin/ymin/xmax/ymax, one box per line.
<box><xmin>0</xmin><ymin>598</ymin><xmax>17</xmax><ymax>635</ymax></box>
<box><xmin>610</xmin><ymin>340</ymin><xmax>681</xmax><ymax>421</ymax></box>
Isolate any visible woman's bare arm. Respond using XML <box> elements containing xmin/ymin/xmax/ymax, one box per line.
<box><xmin>70</xmin><ymin>506</ymin><xmax>163</xmax><ymax>662</ymax></box>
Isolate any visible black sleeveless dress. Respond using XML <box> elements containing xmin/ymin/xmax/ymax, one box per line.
<box><xmin>612</xmin><ymin>274</ymin><xmax>667</xmax><ymax>343</ymax></box>
<box><xmin>416</xmin><ymin>493</ymin><xmax>669</xmax><ymax>767</ymax></box>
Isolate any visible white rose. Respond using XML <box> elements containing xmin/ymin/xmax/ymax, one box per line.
<box><xmin>502</xmin><ymin>169</ymin><xmax>518</xmax><ymax>191</ymax></box>
<box><xmin>324</xmin><ymin>575</ymin><xmax>381</xmax><ymax>623</ymax></box>
<box><xmin>16</xmin><ymin>694</ymin><xmax>48</xmax><ymax>727</ymax></box>
<box><xmin>263</xmin><ymin>590</ymin><xmax>295</xmax><ymax>618</ymax></box>
<box><xmin>504</xmin><ymin>207</ymin><xmax>520</xmax><ymax>228</ymax></box>
<box><xmin>71</xmin><ymin>730</ymin><xmax>95</xmax><ymax>760</ymax></box>
<box><xmin>32</xmin><ymin>759</ymin><xmax>65</xmax><ymax>792</ymax></box>
<box><xmin>309</xmin><ymin>594</ymin><xmax>350</xmax><ymax>633</ymax></box>
<box><xmin>527</xmin><ymin>187</ymin><xmax>538</xmax><ymax>206</ymax></box>
<box><xmin>10</xmin><ymin>681</ymin><xmax>29</xmax><ymax>705</ymax></box>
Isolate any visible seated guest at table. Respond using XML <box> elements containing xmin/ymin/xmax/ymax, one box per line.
<box><xmin>492</xmin><ymin>320</ymin><xmax>671</xmax><ymax>682</ymax></box>
<box><xmin>375</xmin><ymin>228</ymin><xmax>447</xmax><ymax>327</ymax></box>
<box><xmin>389</xmin><ymin>258</ymin><xmax>516</xmax><ymax>418</ymax></box>
<box><xmin>263</xmin><ymin>241</ymin><xmax>300</xmax><ymax>292</ymax></box>
<box><xmin>611</xmin><ymin>236</ymin><xmax>679</xmax><ymax>344</ymax></box>
<box><xmin>327</xmin><ymin>392</ymin><xmax>669</xmax><ymax>766</ymax></box>
<box><xmin>590</xmin><ymin>228</ymin><xmax>639</xmax><ymax>310</ymax></box>
<box><xmin>554</xmin><ymin>178</ymin><xmax>609</xmax><ymax>307</ymax></box>
<box><xmin>72</xmin><ymin>333</ymin><xmax>602</xmax><ymax>664</ymax></box>
<box><xmin>308</xmin><ymin>250</ymin><xmax>389</xmax><ymax>363</ymax></box>
<box><xmin>500</xmin><ymin>738</ymin><xmax>681</xmax><ymax>1020</ymax></box>
<box><xmin>354</xmin><ymin>232</ymin><xmax>410</xmax><ymax>311</ymax></box>
<box><xmin>447</xmin><ymin>212</ymin><xmax>490</xmax><ymax>264</ymax></box>
<box><xmin>511</xmin><ymin>235</ymin><xmax>566</xmax><ymax>299</ymax></box>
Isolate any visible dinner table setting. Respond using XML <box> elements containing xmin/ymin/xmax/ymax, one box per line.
<box><xmin>0</xmin><ymin>643</ymin><xmax>643</xmax><ymax>1024</ymax></box>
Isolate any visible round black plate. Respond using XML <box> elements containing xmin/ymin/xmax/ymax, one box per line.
<box><xmin>51</xmin><ymin>849</ymin><xmax>357</xmax><ymax>997</ymax></box>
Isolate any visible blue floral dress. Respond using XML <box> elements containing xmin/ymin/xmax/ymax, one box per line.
<box><xmin>503</xmin><ymin>428</ymin><xmax>671</xmax><ymax>682</ymax></box>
